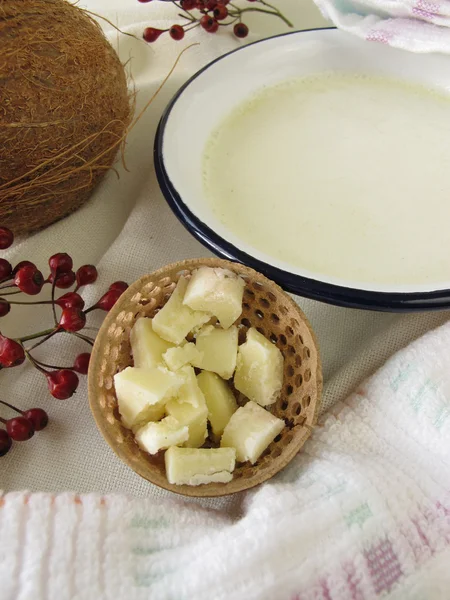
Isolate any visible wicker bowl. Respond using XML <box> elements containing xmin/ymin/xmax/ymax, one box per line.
<box><xmin>88</xmin><ymin>258</ymin><xmax>322</xmax><ymax>497</ymax></box>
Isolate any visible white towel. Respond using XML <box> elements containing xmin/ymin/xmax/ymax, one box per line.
<box><xmin>2</xmin><ymin>319</ymin><xmax>449</xmax><ymax>600</ymax></box>
<box><xmin>2</xmin><ymin>0</ymin><xmax>449</xmax><ymax>505</ymax></box>
<box><xmin>315</xmin><ymin>0</ymin><xmax>450</xmax><ymax>52</ymax></box>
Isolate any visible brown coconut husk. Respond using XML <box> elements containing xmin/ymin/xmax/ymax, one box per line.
<box><xmin>0</xmin><ymin>0</ymin><xmax>132</xmax><ymax>234</ymax></box>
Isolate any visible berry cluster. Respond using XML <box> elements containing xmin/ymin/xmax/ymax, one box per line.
<box><xmin>0</xmin><ymin>400</ymin><xmax>48</xmax><ymax>456</ymax></box>
<box><xmin>139</xmin><ymin>0</ymin><xmax>293</xmax><ymax>43</ymax></box>
<box><xmin>0</xmin><ymin>226</ymin><xmax>129</xmax><ymax>457</ymax></box>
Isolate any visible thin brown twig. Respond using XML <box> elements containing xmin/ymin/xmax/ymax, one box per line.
<box><xmin>51</xmin><ymin>273</ymin><xmax>58</xmax><ymax>326</ymax></box>
<box><xmin>70</xmin><ymin>332</ymin><xmax>94</xmax><ymax>346</ymax></box>
<box><xmin>28</xmin><ymin>356</ymin><xmax>73</xmax><ymax>371</ymax></box>
<box><xmin>82</xmin><ymin>9</ymin><xmax>141</xmax><ymax>41</ymax></box>
<box><xmin>26</xmin><ymin>330</ymin><xmax>60</xmax><ymax>352</ymax></box>
<box><xmin>0</xmin><ymin>290</ymin><xmax>21</xmax><ymax>297</ymax></box>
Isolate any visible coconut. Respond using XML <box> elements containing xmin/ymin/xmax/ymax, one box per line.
<box><xmin>0</xmin><ymin>0</ymin><xmax>132</xmax><ymax>234</ymax></box>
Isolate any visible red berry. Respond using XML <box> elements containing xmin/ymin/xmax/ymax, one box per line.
<box><xmin>49</xmin><ymin>253</ymin><xmax>73</xmax><ymax>275</ymax></box>
<box><xmin>213</xmin><ymin>4</ymin><xmax>228</xmax><ymax>19</ymax></box>
<box><xmin>0</xmin><ymin>258</ymin><xmax>12</xmax><ymax>281</ymax></box>
<box><xmin>200</xmin><ymin>15</ymin><xmax>217</xmax><ymax>30</ymax></box>
<box><xmin>138</xmin><ymin>0</ymin><xmax>153</xmax><ymax>2</ymax></box>
<box><xmin>208</xmin><ymin>19</ymin><xmax>219</xmax><ymax>32</ymax></box>
<box><xmin>95</xmin><ymin>289</ymin><xmax>122</xmax><ymax>312</ymax></box>
<box><xmin>169</xmin><ymin>24</ymin><xmax>185</xmax><ymax>40</ymax></box>
<box><xmin>12</xmin><ymin>261</ymin><xmax>35</xmax><ymax>277</ymax></box>
<box><xmin>59</xmin><ymin>307</ymin><xmax>86</xmax><ymax>332</ymax></box>
<box><xmin>0</xmin><ymin>335</ymin><xmax>25</xmax><ymax>368</ymax></box>
<box><xmin>206</xmin><ymin>0</ymin><xmax>217</xmax><ymax>8</ymax></box>
<box><xmin>234</xmin><ymin>22</ymin><xmax>249</xmax><ymax>38</ymax></box>
<box><xmin>181</xmin><ymin>0</ymin><xmax>196</xmax><ymax>8</ymax></box>
<box><xmin>143</xmin><ymin>27</ymin><xmax>165</xmax><ymax>42</ymax></box>
<box><xmin>14</xmin><ymin>265</ymin><xmax>44</xmax><ymax>295</ymax></box>
<box><xmin>76</xmin><ymin>265</ymin><xmax>98</xmax><ymax>288</ymax></box>
<box><xmin>0</xmin><ymin>300</ymin><xmax>10</xmax><ymax>317</ymax></box>
<box><xmin>0</xmin><ymin>227</ymin><xmax>14</xmax><ymax>250</ymax></box>
<box><xmin>6</xmin><ymin>416</ymin><xmax>34</xmax><ymax>441</ymax></box>
<box><xmin>56</xmin><ymin>292</ymin><xmax>85</xmax><ymax>310</ymax></box>
<box><xmin>46</xmin><ymin>369</ymin><xmax>79</xmax><ymax>400</ymax></box>
<box><xmin>73</xmin><ymin>352</ymin><xmax>91</xmax><ymax>375</ymax></box>
<box><xmin>109</xmin><ymin>281</ymin><xmax>128</xmax><ymax>293</ymax></box>
<box><xmin>23</xmin><ymin>408</ymin><xmax>48</xmax><ymax>431</ymax></box>
<box><xmin>200</xmin><ymin>14</ymin><xmax>212</xmax><ymax>28</ymax></box>
<box><xmin>48</xmin><ymin>270</ymin><xmax>76</xmax><ymax>289</ymax></box>
<box><xmin>0</xmin><ymin>429</ymin><xmax>12</xmax><ymax>456</ymax></box>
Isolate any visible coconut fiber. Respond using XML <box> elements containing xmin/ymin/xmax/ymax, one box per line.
<box><xmin>0</xmin><ymin>0</ymin><xmax>132</xmax><ymax>234</ymax></box>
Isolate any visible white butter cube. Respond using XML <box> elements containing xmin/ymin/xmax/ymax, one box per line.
<box><xmin>191</xmin><ymin>317</ymin><xmax>216</xmax><ymax>337</ymax></box>
<box><xmin>130</xmin><ymin>318</ymin><xmax>174</xmax><ymax>369</ymax></box>
<box><xmin>183</xmin><ymin>267</ymin><xmax>245</xmax><ymax>329</ymax></box>
<box><xmin>114</xmin><ymin>366</ymin><xmax>184</xmax><ymax>429</ymax></box>
<box><xmin>221</xmin><ymin>401</ymin><xmax>285</xmax><ymax>464</ymax></box>
<box><xmin>135</xmin><ymin>416</ymin><xmax>188</xmax><ymax>455</ymax></box>
<box><xmin>166</xmin><ymin>397</ymin><xmax>208</xmax><ymax>448</ymax></box>
<box><xmin>193</xmin><ymin>325</ymin><xmax>238</xmax><ymax>380</ymax></box>
<box><xmin>131</xmin><ymin>402</ymin><xmax>165</xmax><ymax>434</ymax></box>
<box><xmin>163</xmin><ymin>343</ymin><xmax>203</xmax><ymax>372</ymax></box>
<box><xmin>197</xmin><ymin>371</ymin><xmax>237</xmax><ymax>438</ymax></box>
<box><xmin>152</xmin><ymin>277</ymin><xmax>211</xmax><ymax>345</ymax></box>
<box><xmin>234</xmin><ymin>328</ymin><xmax>284</xmax><ymax>406</ymax></box>
<box><xmin>165</xmin><ymin>446</ymin><xmax>236</xmax><ymax>486</ymax></box>
<box><xmin>176</xmin><ymin>366</ymin><xmax>205</xmax><ymax>408</ymax></box>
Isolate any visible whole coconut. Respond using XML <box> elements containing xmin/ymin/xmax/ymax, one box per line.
<box><xmin>0</xmin><ymin>0</ymin><xmax>132</xmax><ymax>234</ymax></box>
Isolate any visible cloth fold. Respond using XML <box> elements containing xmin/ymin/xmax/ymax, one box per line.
<box><xmin>2</xmin><ymin>319</ymin><xmax>450</xmax><ymax>600</ymax></box>
<box><xmin>315</xmin><ymin>0</ymin><xmax>450</xmax><ymax>52</ymax></box>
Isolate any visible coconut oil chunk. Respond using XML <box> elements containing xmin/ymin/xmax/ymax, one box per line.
<box><xmin>166</xmin><ymin>400</ymin><xmax>207</xmax><ymax>448</ymax></box>
<box><xmin>114</xmin><ymin>366</ymin><xmax>184</xmax><ymax>428</ymax></box>
<box><xmin>130</xmin><ymin>318</ymin><xmax>174</xmax><ymax>369</ymax></box>
<box><xmin>193</xmin><ymin>325</ymin><xmax>238</xmax><ymax>380</ymax></box>
<box><xmin>166</xmin><ymin>377</ymin><xmax>208</xmax><ymax>448</ymax></box>
<box><xmin>165</xmin><ymin>446</ymin><xmax>236</xmax><ymax>485</ymax></box>
<box><xmin>234</xmin><ymin>327</ymin><xmax>283</xmax><ymax>406</ymax></box>
<box><xmin>197</xmin><ymin>370</ymin><xmax>237</xmax><ymax>438</ymax></box>
<box><xmin>152</xmin><ymin>276</ymin><xmax>211</xmax><ymax>345</ymax></box>
<box><xmin>183</xmin><ymin>267</ymin><xmax>245</xmax><ymax>329</ymax></box>
<box><xmin>176</xmin><ymin>366</ymin><xmax>206</xmax><ymax>408</ymax></box>
<box><xmin>135</xmin><ymin>416</ymin><xmax>188</xmax><ymax>455</ymax></box>
<box><xmin>163</xmin><ymin>342</ymin><xmax>203</xmax><ymax>371</ymax></box>
<box><xmin>130</xmin><ymin>403</ymin><xmax>165</xmax><ymax>434</ymax></box>
<box><xmin>221</xmin><ymin>401</ymin><xmax>285</xmax><ymax>464</ymax></box>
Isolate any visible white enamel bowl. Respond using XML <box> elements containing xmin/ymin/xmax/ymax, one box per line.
<box><xmin>155</xmin><ymin>28</ymin><xmax>450</xmax><ymax>311</ymax></box>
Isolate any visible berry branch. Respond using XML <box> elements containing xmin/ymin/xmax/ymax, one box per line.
<box><xmin>0</xmin><ymin>226</ymin><xmax>129</xmax><ymax>458</ymax></box>
<box><xmin>139</xmin><ymin>0</ymin><xmax>293</xmax><ymax>42</ymax></box>
<box><xmin>18</xmin><ymin>328</ymin><xmax>57</xmax><ymax>343</ymax></box>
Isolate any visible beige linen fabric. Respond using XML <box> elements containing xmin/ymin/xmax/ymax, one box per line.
<box><xmin>1</xmin><ymin>0</ymin><xmax>448</xmax><ymax>513</ymax></box>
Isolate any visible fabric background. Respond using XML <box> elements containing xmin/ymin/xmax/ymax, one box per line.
<box><xmin>2</xmin><ymin>319</ymin><xmax>450</xmax><ymax>599</ymax></box>
<box><xmin>1</xmin><ymin>0</ymin><xmax>449</xmax><ymax>516</ymax></box>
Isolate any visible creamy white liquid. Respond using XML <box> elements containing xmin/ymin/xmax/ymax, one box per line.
<box><xmin>203</xmin><ymin>74</ymin><xmax>450</xmax><ymax>289</ymax></box>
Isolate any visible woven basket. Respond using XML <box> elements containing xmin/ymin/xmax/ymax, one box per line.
<box><xmin>88</xmin><ymin>258</ymin><xmax>323</xmax><ymax>497</ymax></box>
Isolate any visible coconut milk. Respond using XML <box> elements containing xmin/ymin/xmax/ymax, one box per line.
<box><xmin>203</xmin><ymin>74</ymin><xmax>450</xmax><ymax>289</ymax></box>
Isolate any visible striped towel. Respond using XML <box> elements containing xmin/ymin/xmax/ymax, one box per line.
<box><xmin>1</xmin><ymin>320</ymin><xmax>450</xmax><ymax>600</ymax></box>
